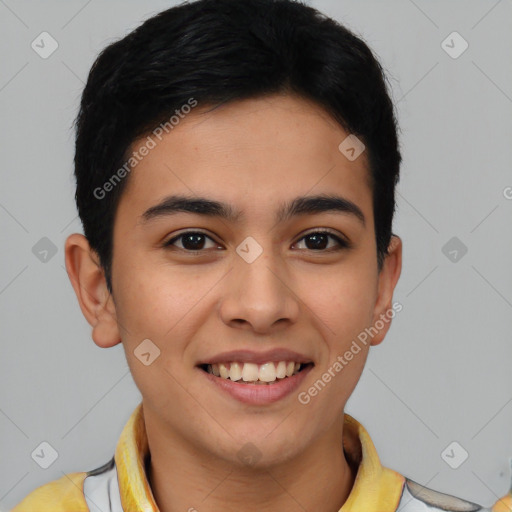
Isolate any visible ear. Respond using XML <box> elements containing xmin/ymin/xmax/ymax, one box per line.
<box><xmin>64</xmin><ymin>233</ymin><xmax>121</xmax><ymax>348</ymax></box>
<box><xmin>370</xmin><ymin>235</ymin><xmax>402</xmax><ymax>346</ymax></box>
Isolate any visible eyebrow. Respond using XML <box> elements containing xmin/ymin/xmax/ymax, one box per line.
<box><xmin>140</xmin><ymin>194</ymin><xmax>365</xmax><ymax>226</ymax></box>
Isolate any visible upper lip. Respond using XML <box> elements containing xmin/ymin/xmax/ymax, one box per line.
<box><xmin>197</xmin><ymin>349</ymin><xmax>314</xmax><ymax>366</ymax></box>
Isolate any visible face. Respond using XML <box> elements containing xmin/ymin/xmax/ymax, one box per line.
<box><xmin>67</xmin><ymin>93</ymin><xmax>401</xmax><ymax>468</ymax></box>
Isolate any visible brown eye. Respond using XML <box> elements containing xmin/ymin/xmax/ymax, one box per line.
<box><xmin>165</xmin><ymin>232</ymin><xmax>218</xmax><ymax>251</ymax></box>
<box><xmin>294</xmin><ymin>231</ymin><xmax>349</xmax><ymax>251</ymax></box>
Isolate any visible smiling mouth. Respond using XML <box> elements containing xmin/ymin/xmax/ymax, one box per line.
<box><xmin>199</xmin><ymin>361</ymin><xmax>314</xmax><ymax>385</ymax></box>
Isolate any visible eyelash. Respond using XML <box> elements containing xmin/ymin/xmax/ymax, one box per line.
<box><xmin>163</xmin><ymin>229</ymin><xmax>351</xmax><ymax>253</ymax></box>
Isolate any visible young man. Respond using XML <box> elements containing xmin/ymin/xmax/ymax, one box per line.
<box><xmin>12</xmin><ymin>0</ymin><xmax>511</xmax><ymax>511</ymax></box>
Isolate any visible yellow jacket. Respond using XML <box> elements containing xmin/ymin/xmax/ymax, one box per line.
<box><xmin>12</xmin><ymin>402</ymin><xmax>512</xmax><ymax>511</ymax></box>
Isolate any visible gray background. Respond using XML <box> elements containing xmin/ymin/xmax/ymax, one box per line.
<box><xmin>1</xmin><ymin>0</ymin><xmax>511</xmax><ymax>510</ymax></box>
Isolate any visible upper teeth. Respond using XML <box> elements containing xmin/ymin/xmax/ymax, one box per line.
<box><xmin>207</xmin><ymin>361</ymin><xmax>303</xmax><ymax>383</ymax></box>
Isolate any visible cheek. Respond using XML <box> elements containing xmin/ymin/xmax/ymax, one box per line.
<box><xmin>113</xmin><ymin>257</ymin><xmax>203</xmax><ymax>337</ymax></box>
<box><xmin>112</xmin><ymin>259</ymin><xmax>222</xmax><ymax>381</ymax></box>
<box><xmin>297</xmin><ymin>263</ymin><xmax>377</xmax><ymax>337</ymax></box>
<box><xmin>113</xmin><ymin>267</ymin><xmax>200</xmax><ymax>407</ymax></box>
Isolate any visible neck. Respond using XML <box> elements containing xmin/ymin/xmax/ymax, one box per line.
<box><xmin>145</xmin><ymin>414</ymin><xmax>356</xmax><ymax>512</ymax></box>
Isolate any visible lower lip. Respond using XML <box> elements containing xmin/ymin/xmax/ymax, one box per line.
<box><xmin>198</xmin><ymin>364</ymin><xmax>314</xmax><ymax>405</ymax></box>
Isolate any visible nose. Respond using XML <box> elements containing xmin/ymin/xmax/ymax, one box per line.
<box><xmin>219</xmin><ymin>253</ymin><xmax>300</xmax><ymax>334</ymax></box>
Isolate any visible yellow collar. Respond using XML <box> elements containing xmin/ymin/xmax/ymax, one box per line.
<box><xmin>340</xmin><ymin>414</ymin><xmax>404</xmax><ymax>511</ymax></box>
<box><xmin>114</xmin><ymin>402</ymin><xmax>405</xmax><ymax>512</ymax></box>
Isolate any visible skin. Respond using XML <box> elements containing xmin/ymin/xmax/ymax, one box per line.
<box><xmin>65</xmin><ymin>93</ymin><xmax>402</xmax><ymax>512</ymax></box>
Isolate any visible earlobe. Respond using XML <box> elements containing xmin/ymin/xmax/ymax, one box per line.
<box><xmin>370</xmin><ymin>235</ymin><xmax>403</xmax><ymax>347</ymax></box>
<box><xmin>64</xmin><ymin>233</ymin><xmax>121</xmax><ymax>348</ymax></box>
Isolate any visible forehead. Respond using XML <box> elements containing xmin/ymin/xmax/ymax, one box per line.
<box><xmin>117</xmin><ymin>94</ymin><xmax>372</xmax><ymax>223</ymax></box>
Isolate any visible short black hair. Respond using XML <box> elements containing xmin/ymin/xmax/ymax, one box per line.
<box><xmin>74</xmin><ymin>0</ymin><xmax>401</xmax><ymax>294</ymax></box>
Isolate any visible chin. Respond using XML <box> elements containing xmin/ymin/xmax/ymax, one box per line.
<box><xmin>212</xmin><ymin>428</ymin><xmax>306</xmax><ymax>469</ymax></box>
